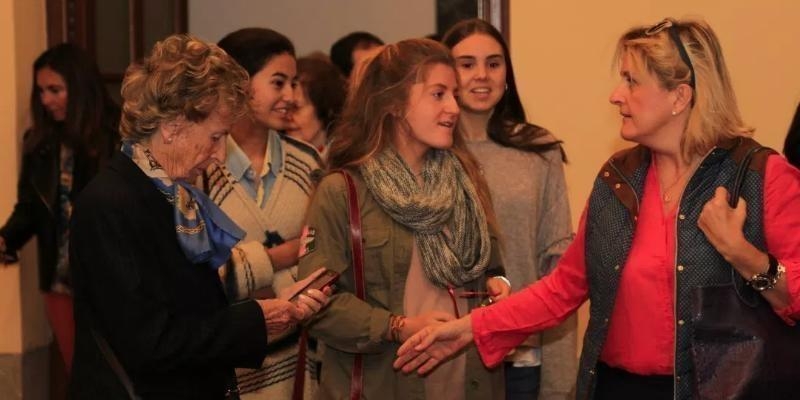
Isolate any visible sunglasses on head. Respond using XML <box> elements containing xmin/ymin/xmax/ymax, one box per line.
<box><xmin>645</xmin><ymin>18</ymin><xmax>696</xmax><ymax>91</ymax></box>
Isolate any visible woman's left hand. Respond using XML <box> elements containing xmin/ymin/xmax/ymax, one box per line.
<box><xmin>486</xmin><ymin>276</ymin><xmax>511</xmax><ymax>303</ymax></box>
<box><xmin>698</xmin><ymin>186</ymin><xmax>747</xmax><ymax>258</ymax></box>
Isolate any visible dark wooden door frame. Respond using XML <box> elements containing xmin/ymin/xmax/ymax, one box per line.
<box><xmin>46</xmin><ymin>0</ymin><xmax>187</xmax><ymax>83</ymax></box>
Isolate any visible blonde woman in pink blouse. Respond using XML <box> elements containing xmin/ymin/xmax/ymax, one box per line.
<box><xmin>396</xmin><ymin>17</ymin><xmax>800</xmax><ymax>400</ymax></box>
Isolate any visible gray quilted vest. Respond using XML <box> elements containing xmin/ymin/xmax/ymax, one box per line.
<box><xmin>576</xmin><ymin>138</ymin><xmax>772</xmax><ymax>400</ymax></box>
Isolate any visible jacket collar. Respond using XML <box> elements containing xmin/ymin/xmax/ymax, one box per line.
<box><xmin>597</xmin><ymin>136</ymin><xmax>770</xmax><ymax>218</ymax></box>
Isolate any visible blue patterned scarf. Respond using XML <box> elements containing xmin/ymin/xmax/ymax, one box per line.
<box><xmin>121</xmin><ymin>141</ymin><xmax>244</xmax><ymax>268</ymax></box>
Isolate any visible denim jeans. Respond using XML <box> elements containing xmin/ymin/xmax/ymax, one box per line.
<box><xmin>504</xmin><ymin>363</ymin><xmax>541</xmax><ymax>400</ymax></box>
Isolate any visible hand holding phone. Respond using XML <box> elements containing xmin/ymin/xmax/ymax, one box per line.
<box><xmin>288</xmin><ymin>267</ymin><xmax>339</xmax><ymax>302</ymax></box>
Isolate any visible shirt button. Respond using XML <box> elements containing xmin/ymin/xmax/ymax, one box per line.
<box><xmin>614</xmin><ymin>265</ymin><xmax>620</xmax><ymax>271</ymax></box>
<box><xmin>676</xmin><ymin>375</ymin><xmax>682</xmax><ymax>382</ymax></box>
<box><xmin>678</xmin><ymin>319</ymin><xmax>685</xmax><ymax>326</ymax></box>
<box><xmin>614</xmin><ymin>183</ymin><xmax>621</xmax><ymax>189</ymax></box>
<box><xmin>470</xmin><ymin>379</ymin><xmax>480</xmax><ymax>389</ymax></box>
<box><xmin>589</xmin><ymin>369</ymin><xmax>596</xmax><ymax>375</ymax></box>
<box><xmin>603</xmin><ymin>171</ymin><xmax>610</xmax><ymax>177</ymax></box>
<box><xmin>678</xmin><ymin>214</ymin><xmax>686</xmax><ymax>220</ymax></box>
<box><xmin>677</xmin><ymin>265</ymin><xmax>684</xmax><ymax>272</ymax></box>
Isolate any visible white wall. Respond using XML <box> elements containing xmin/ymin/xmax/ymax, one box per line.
<box><xmin>189</xmin><ymin>0</ymin><xmax>436</xmax><ymax>56</ymax></box>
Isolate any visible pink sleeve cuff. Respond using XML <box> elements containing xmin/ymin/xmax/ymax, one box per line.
<box><xmin>776</xmin><ymin>259</ymin><xmax>800</xmax><ymax>324</ymax></box>
<box><xmin>471</xmin><ymin>306</ymin><xmax>508</xmax><ymax>368</ymax></box>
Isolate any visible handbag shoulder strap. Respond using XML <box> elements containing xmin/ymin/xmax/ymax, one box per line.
<box><xmin>333</xmin><ymin>170</ymin><xmax>366</xmax><ymax>400</ymax></box>
<box><xmin>338</xmin><ymin>170</ymin><xmax>365</xmax><ymax>300</ymax></box>
<box><xmin>295</xmin><ymin>170</ymin><xmax>365</xmax><ymax>400</ymax></box>
<box><xmin>728</xmin><ymin>145</ymin><xmax>764</xmax><ymax>208</ymax></box>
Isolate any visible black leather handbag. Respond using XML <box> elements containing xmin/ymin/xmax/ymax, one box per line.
<box><xmin>690</xmin><ymin>147</ymin><xmax>800</xmax><ymax>400</ymax></box>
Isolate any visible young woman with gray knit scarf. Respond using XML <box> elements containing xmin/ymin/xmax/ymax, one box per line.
<box><xmin>297</xmin><ymin>38</ymin><xmax>512</xmax><ymax>400</ymax></box>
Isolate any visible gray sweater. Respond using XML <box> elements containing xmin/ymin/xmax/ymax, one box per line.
<box><xmin>467</xmin><ymin>131</ymin><xmax>578</xmax><ymax>399</ymax></box>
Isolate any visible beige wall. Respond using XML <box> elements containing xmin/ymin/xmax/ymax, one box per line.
<box><xmin>0</xmin><ymin>0</ymin><xmax>48</xmax><ymax>354</ymax></box>
<box><xmin>509</xmin><ymin>0</ymin><xmax>800</xmax><ymax>354</ymax></box>
<box><xmin>189</xmin><ymin>0</ymin><xmax>436</xmax><ymax>56</ymax></box>
<box><xmin>2</xmin><ymin>0</ymin><xmax>798</xmax><ymax>367</ymax></box>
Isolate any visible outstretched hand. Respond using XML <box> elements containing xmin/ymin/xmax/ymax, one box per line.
<box><xmin>393</xmin><ymin>315</ymin><xmax>474</xmax><ymax>375</ymax></box>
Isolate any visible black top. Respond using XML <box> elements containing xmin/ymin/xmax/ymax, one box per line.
<box><xmin>69</xmin><ymin>152</ymin><xmax>269</xmax><ymax>399</ymax></box>
<box><xmin>0</xmin><ymin>128</ymin><xmax>116</xmax><ymax>291</ymax></box>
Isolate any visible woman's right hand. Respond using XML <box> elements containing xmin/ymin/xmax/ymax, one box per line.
<box><xmin>258</xmin><ymin>268</ymin><xmax>332</xmax><ymax>338</ymax></box>
<box><xmin>394</xmin><ymin>315</ymin><xmax>474</xmax><ymax>375</ymax></box>
<box><xmin>0</xmin><ymin>237</ymin><xmax>16</xmax><ymax>265</ymax></box>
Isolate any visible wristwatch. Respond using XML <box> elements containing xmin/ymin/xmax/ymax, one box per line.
<box><xmin>747</xmin><ymin>253</ymin><xmax>785</xmax><ymax>292</ymax></box>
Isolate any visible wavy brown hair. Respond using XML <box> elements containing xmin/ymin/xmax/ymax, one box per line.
<box><xmin>329</xmin><ymin>38</ymin><xmax>498</xmax><ymax>234</ymax></box>
<box><xmin>120</xmin><ymin>34</ymin><xmax>249</xmax><ymax>142</ymax></box>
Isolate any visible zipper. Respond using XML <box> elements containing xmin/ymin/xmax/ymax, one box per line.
<box><xmin>670</xmin><ymin>148</ymin><xmax>713</xmax><ymax>399</ymax></box>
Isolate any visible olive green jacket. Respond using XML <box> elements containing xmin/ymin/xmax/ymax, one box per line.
<box><xmin>298</xmin><ymin>170</ymin><xmax>505</xmax><ymax>400</ymax></box>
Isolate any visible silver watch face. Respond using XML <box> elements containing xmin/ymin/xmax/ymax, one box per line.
<box><xmin>749</xmin><ymin>275</ymin><xmax>773</xmax><ymax>291</ymax></box>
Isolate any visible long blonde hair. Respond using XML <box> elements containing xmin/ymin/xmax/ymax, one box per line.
<box><xmin>616</xmin><ymin>18</ymin><xmax>753</xmax><ymax>160</ymax></box>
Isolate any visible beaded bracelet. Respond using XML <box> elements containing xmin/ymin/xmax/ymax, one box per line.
<box><xmin>389</xmin><ymin>314</ymin><xmax>407</xmax><ymax>342</ymax></box>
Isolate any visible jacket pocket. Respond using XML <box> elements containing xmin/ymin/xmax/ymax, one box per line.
<box><xmin>361</xmin><ymin>228</ymin><xmax>390</xmax><ymax>288</ymax></box>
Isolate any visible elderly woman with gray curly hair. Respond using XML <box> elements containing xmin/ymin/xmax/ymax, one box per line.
<box><xmin>68</xmin><ymin>34</ymin><xmax>330</xmax><ymax>399</ymax></box>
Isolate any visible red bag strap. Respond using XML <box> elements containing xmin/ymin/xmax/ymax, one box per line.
<box><xmin>295</xmin><ymin>170</ymin><xmax>365</xmax><ymax>399</ymax></box>
<box><xmin>337</xmin><ymin>170</ymin><xmax>366</xmax><ymax>400</ymax></box>
<box><xmin>340</xmin><ymin>171</ymin><xmax>366</xmax><ymax>300</ymax></box>
<box><xmin>292</xmin><ymin>329</ymin><xmax>309</xmax><ymax>400</ymax></box>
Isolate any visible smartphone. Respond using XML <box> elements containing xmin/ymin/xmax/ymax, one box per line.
<box><xmin>289</xmin><ymin>268</ymin><xmax>339</xmax><ymax>302</ymax></box>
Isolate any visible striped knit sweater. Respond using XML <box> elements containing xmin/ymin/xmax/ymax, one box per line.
<box><xmin>201</xmin><ymin>131</ymin><xmax>323</xmax><ymax>399</ymax></box>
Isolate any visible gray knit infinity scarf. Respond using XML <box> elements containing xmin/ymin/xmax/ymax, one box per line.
<box><xmin>359</xmin><ymin>148</ymin><xmax>491</xmax><ymax>288</ymax></box>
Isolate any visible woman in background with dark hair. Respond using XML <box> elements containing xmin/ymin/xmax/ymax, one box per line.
<box><xmin>329</xmin><ymin>31</ymin><xmax>384</xmax><ymax>79</ymax></box>
<box><xmin>442</xmin><ymin>18</ymin><xmax>577</xmax><ymax>400</ymax></box>
<box><xmin>0</xmin><ymin>43</ymin><xmax>119</xmax><ymax>373</ymax></box>
<box><xmin>286</xmin><ymin>55</ymin><xmax>347</xmax><ymax>159</ymax></box>
<box><xmin>784</xmin><ymin>102</ymin><xmax>800</xmax><ymax>168</ymax></box>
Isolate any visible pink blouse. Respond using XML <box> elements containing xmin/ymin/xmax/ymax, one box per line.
<box><xmin>472</xmin><ymin>154</ymin><xmax>800</xmax><ymax>375</ymax></box>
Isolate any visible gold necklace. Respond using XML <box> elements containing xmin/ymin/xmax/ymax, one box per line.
<box><xmin>661</xmin><ymin>165</ymin><xmax>694</xmax><ymax>203</ymax></box>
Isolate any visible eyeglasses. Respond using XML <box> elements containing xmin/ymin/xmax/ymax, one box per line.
<box><xmin>645</xmin><ymin>18</ymin><xmax>696</xmax><ymax>90</ymax></box>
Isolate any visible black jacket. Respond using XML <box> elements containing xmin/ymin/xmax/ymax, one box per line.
<box><xmin>69</xmin><ymin>152</ymin><xmax>269</xmax><ymax>399</ymax></box>
<box><xmin>0</xmin><ymin>129</ymin><xmax>115</xmax><ymax>291</ymax></box>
